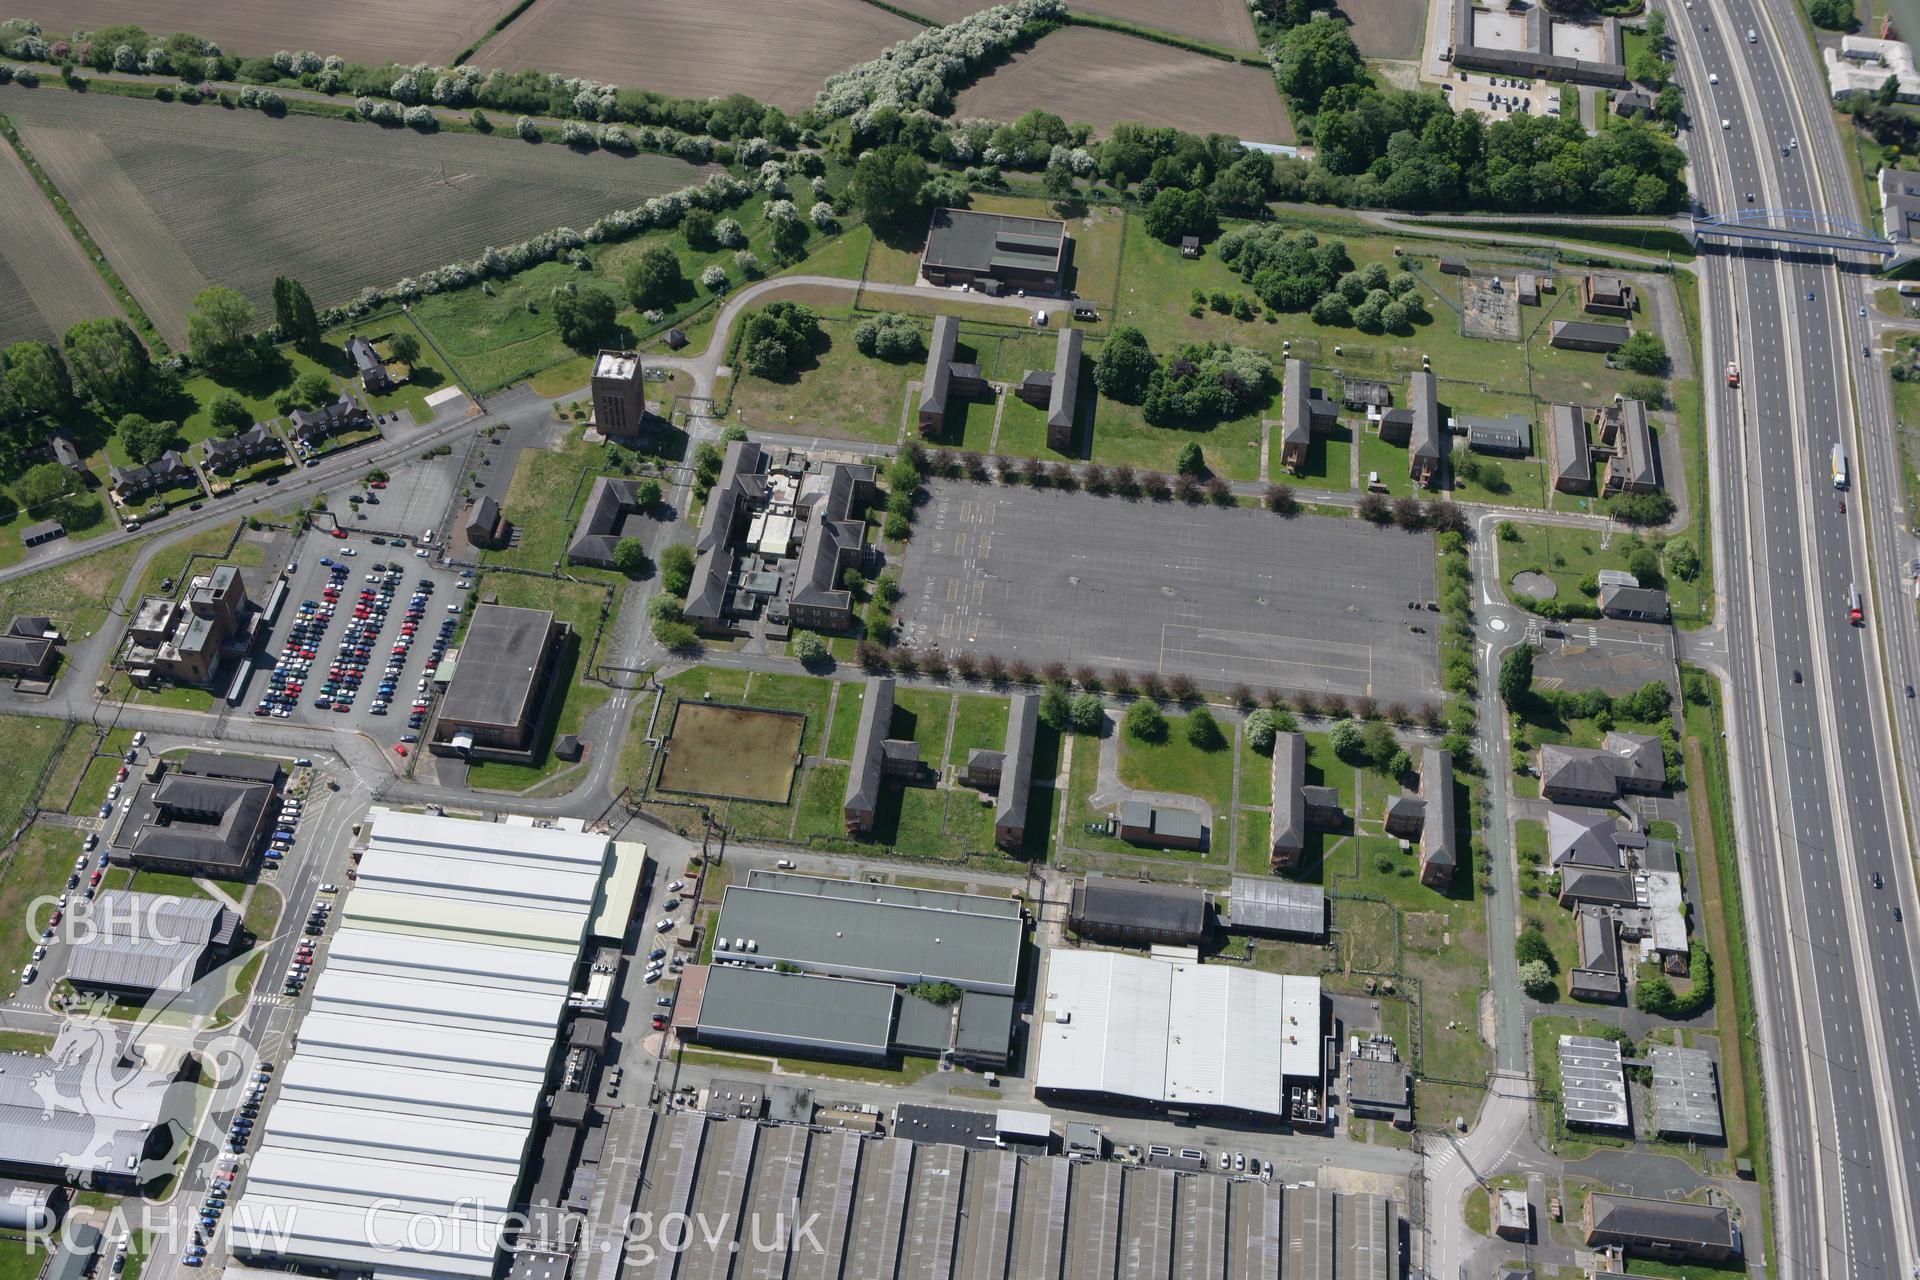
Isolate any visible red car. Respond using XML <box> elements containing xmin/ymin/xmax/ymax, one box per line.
<box><xmin>329</xmin><ymin>528</ymin><xmax>347</xmax><ymax>539</ymax></box>
<box><xmin>369</xmin><ymin>481</ymin><xmax>387</xmax><ymax>489</ymax></box>
<box><xmin>651</xmin><ymin>1015</ymin><xmax>668</xmax><ymax>1030</ymax></box>
<box><xmin>116</xmin><ymin>766</ymin><xmax>128</xmax><ymax>781</ymax></box>
<box><xmin>90</xmin><ymin>870</ymin><xmax>103</xmax><ymax>886</ymax></box>
<box><xmin>393</xmin><ymin>743</ymin><xmax>408</xmax><ymax>756</ymax></box>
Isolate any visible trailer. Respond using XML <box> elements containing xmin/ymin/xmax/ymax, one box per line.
<box><xmin>1832</xmin><ymin>443</ymin><xmax>1849</xmax><ymax>490</ymax></box>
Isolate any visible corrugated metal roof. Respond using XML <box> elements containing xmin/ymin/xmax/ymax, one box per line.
<box><xmin>745</xmin><ymin>870</ymin><xmax>1021</xmax><ymax>917</ymax></box>
<box><xmin>258</xmin><ymin>1098</ymin><xmax>531</xmax><ymax>1169</ymax></box>
<box><xmin>277</xmin><ymin>1058</ymin><xmax>541</xmax><ymax>1122</ymax></box>
<box><xmin>307</xmin><ymin>969</ymin><xmax>565</xmax><ymax>1033</ymax></box>
<box><xmin>323</xmin><ymin>927</ymin><xmax>576</xmax><ymax>992</ymax></box>
<box><xmin>342</xmin><ymin>889</ymin><xmax>585</xmax><ymax>951</ymax></box>
<box><xmin>244</xmin><ymin>1146</ymin><xmax>517</xmax><ymax>1213</ymax></box>
<box><xmin>293</xmin><ymin>1008</ymin><xmax>556</xmax><ymax>1079</ymax></box>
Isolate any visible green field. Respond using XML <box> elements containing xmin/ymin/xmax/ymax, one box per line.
<box><xmin>827</xmin><ymin>680</ymin><xmax>867</xmax><ymax>758</ymax></box>
<box><xmin>947</xmin><ymin>694</ymin><xmax>1011</xmax><ymax>767</ymax></box>
<box><xmin>1499</xmin><ymin>521</ymin><xmax>1705</xmax><ymax>622</ymax></box>
<box><xmin>0</xmin><ymin>822</ymin><xmax>77</xmax><ymax>999</ymax></box>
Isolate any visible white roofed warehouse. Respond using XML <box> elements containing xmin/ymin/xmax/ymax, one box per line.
<box><xmin>1036</xmin><ymin>951</ymin><xmax>1327</xmax><ymax>1125</ymax></box>
<box><xmin>228</xmin><ymin>810</ymin><xmax>612</xmax><ymax>1280</ymax></box>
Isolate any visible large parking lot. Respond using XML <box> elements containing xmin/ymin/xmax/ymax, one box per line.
<box><xmin>897</xmin><ymin>482</ymin><xmax>1441</xmax><ymax>705</ymax></box>
<box><xmin>234</xmin><ymin>527</ymin><xmax>470</xmax><ymax>753</ymax></box>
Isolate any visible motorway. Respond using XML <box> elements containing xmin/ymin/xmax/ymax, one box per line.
<box><xmin>1675</xmin><ymin>0</ymin><xmax>1920</xmax><ymax>1274</ymax></box>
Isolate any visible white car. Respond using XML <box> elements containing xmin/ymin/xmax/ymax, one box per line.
<box><xmin>319</xmin><ymin>883</ymin><xmax>338</xmax><ymax>894</ymax></box>
<box><xmin>1721</xmin><ymin>118</ymin><xmax>1731</xmax><ymax>129</ymax></box>
<box><xmin>132</xmin><ymin>732</ymin><xmax>145</xmax><ymax>747</ymax></box>
<box><xmin>343</xmin><ymin>548</ymin><xmax>356</xmax><ymax>556</ymax></box>
<box><xmin>416</xmin><ymin>548</ymin><xmax>430</xmax><ymax>559</ymax></box>
<box><xmin>655</xmin><ymin>918</ymin><xmax>674</xmax><ymax>932</ymax></box>
<box><xmin>1708</xmin><ymin>72</ymin><xmax>1718</xmax><ymax>84</ymax></box>
<box><xmin>19</xmin><ymin>965</ymin><xmax>36</xmax><ymax>985</ymax></box>
<box><xmin>776</xmin><ymin>859</ymin><xmax>795</xmax><ymax>869</ymax></box>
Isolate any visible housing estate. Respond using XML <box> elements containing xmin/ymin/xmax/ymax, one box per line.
<box><xmin>286</xmin><ymin>396</ymin><xmax>372</xmax><ymax>447</ymax></box>
<box><xmin>109</xmin><ymin>451</ymin><xmax>194</xmax><ymax>503</ymax></box>
<box><xmin>920</xmin><ymin>207</ymin><xmax>1068</xmax><ymax>294</ymax></box>
<box><xmin>200</xmin><ymin>423</ymin><xmax>283</xmax><ymax>475</ymax></box>
<box><xmin>345</xmin><ymin>334</ymin><xmax>392</xmax><ymax>394</ymax></box>
<box><xmin>427</xmin><ymin>604</ymin><xmax>567</xmax><ymax>764</ymax></box>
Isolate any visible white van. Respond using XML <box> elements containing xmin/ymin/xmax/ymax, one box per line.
<box><xmin>1747</xmin><ymin>27</ymin><xmax>1757</xmax><ymax>40</ymax></box>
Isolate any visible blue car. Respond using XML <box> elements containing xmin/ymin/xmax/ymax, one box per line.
<box><xmin>181</xmin><ymin>1255</ymin><xmax>202</xmax><ymax>1267</ymax></box>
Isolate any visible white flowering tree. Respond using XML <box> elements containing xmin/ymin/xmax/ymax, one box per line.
<box><xmin>735</xmin><ymin>250</ymin><xmax>763</xmax><ymax>278</ymax></box>
<box><xmin>764</xmin><ymin>199</ymin><xmax>798</xmax><ymax>225</ymax></box>
<box><xmin>700</xmin><ymin>264</ymin><xmax>728</xmax><ymax>292</ymax></box>
<box><xmin>715</xmin><ymin>218</ymin><xmax>745</xmax><ymax>248</ymax></box>
<box><xmin>809</xmin><ymin>201</ymin><xmax>838</xmax><ymax>230</ymax></box>
<box><xmin>561</xmin><ymin>119</ymin><xmax>595</xmax><ymax>146</ymax></box>
<box><xmin>814</xmin><ymin>0</ymin><xmax>1066</xmax><ymax>121</ymax></box>
<box><xmin>389</xmin><ymin>71</ymin><xmax>420</xmax><ymax>103</ymax></box>
<box><xmin>515</xmin><ymin>115</ymin><xmax>539</xmax><ymax>141</ymax></box>
<box><xmin>403</xmin><ymin>105</ymin><xmax>436</xmax><ymax>130</ymax></box>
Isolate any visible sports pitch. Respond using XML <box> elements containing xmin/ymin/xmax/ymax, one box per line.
<box><xmin>656</xmin><ymin>702</ymin><xmax>805</xmax><ymax>804</ymax></box>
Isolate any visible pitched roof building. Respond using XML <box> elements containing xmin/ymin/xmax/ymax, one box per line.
<box><xmin>1540</xmin><ymin>732</ymin><xmax>1665</xmax><ymax>803</ymax></box>
<box><xmin>684</xmin><ymin>441</ymin><xmax>766</xmax><ymax>625</ymax></box>
<box><xmin>566</xmin><ymin>477</ymin><xmax>648</xmax><ymax>568</ymax></box>
<box><xmin>1228</xmin><ymin>876</ymin><xmax>1326</xmax><ymax>939</ymax></box>
<box><xmin>1549</xmin><ymin>808</ymin><xmax>1626</xmax><ymax>870</ymax></box>
<box><xmin>1279</xmin><ymin>359</ymin><xmax>1341</xmax><ymax>473</ymax></box>
<box><xmin>1067</xmin><ymin>877</ymin><xmax>1209</xmax><ymax>946</ymax></box>
<box><xmin>1010</xmin><ymin>325</ymin><xmax>1083</xmax><ymax>451</ymax></box>
<box><xmin>1583</xmin><ymin>1194</ymin><xmax>1739</xmax><ymax>1261</ymax></box>
<box><xmin>201</xmin><ymin>422</ymin><xmax>283</xmax><ymax>474</ymax></box>
<box><xmin>1549</xmin><ymin>403</ymin><xmax>1591</xmax><ymax>492</ymax></box>
<box><xmin>1271</xmin><ymin>729</ymin><xmax>1307</xmax><ymax>868</ymax></box>
<box><xmin>993</xmin><ymin>693</ymin><xmax>1038</xmax><ymax>852</ymax></box>
<box><xmin>1549</xmin><ymin>320</ymin><xmax>1630</xmax><ymax>352</ymax></box>
<box><xmin>109</xmin><ymin>451</ymin><xmax>194</xmax><ymax>501</ymax></box>
<box><xmin>1599</xmin><ymin>583</ymin><xmax>1670</xmax><ymax>621</ymax></box>
<box><xmin>920</xmin><ymin>207</ymin><xmax>1067</xmax><ymax>294</ymax></box>
<box><xmin>463</xmin><ymin>495</ymin><xmax>509</xmax><ymax>550</ymax></box>
<box><xmin>1418</xmin><ymin>748</ymin><xmax>1456</xmax><ymax>887</ymax></box>
<box><xmin>287</xmin><ymin>396</ymin><xmax>372</xmax><ymax>444</ymax></box>
<box><xmin>106</xmin><ymin>756</ymin><xmax>277</xmax><ymax>878</ymax></box>
<box><xmin>345</xmin><ymin>334</ymin><xmax>392</xmax><ymax>393</ymax></box>
<box><xmin>918</xmin><ymin>315</ymin><xmax>989</xmax><ymax>437</ymax></box>
<box><xmin>844</xmin><ymin>676</ymin><xmax>894</xmax><ymax>834</ymax></box>
<box><xmin>1407</xmin><ymin>371</ymin><xmax>1444</xmax><ymax>487</ymax></box>
<box><xmin>1600</xmin><ymin>398</ymin><xmax>1659</xmax><ymax>494</ymax></box>
<box><xmin>1568</xmin><ymin>905</ymin><xmax>1623</xmax><ymax>1001</ymax></box>
<box><xmin>1582</xmin><ymin>274</ymin><xmax>1634</xmax><ymax>316</ymax></box>
<box><xmin>67</xmin><ymin>889</ymin><xmax>240</xmax><ymax>999</ymax></box>
<box><xmin>0</xmin><ymin>614</ymin><xmax>58</xmax><ymax>679</ymax></box>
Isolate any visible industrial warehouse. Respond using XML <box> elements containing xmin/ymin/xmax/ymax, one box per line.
<box><xmin>226</xmin><ymin>811</ymin><xmax>624</xmax><ymax>1280</ymax></box>
<box><xmin>677</xmin><ymin>871</ymin><xmax>1023</xmax><ymax>1067</ymax></box>
<box><xmin>1036</xmin><ymin>951</ymin><xmax>1327</xmax><ymax>1125</ymax></box>
<box><xmin>596</xmin><ymin>1110</ymin><xmax>1401</xmax><ymax>1280</ymax></box>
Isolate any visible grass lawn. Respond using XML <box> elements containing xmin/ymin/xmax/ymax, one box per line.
<box><xmin>662</xmin><ymin>666</ymin><xmax>752</xmax><ymax>706</ymax></box>
<box><xmin>0</xmin><ymin>822</ymin><xmax>76</xmax><ymax>998</ymax></box>
<box><xmin>889</xmin><ymin>687</ymin><xmax>953</xmax><ymax>758</ymax></box>
<box><xmin>1281</xmin><ymin>427</ymin><xmax>1355</xmax><ymax>492</ymax></box>
<box><xmin>0</xmin><ymin>480</ymin><xmax>115</xmax><ymax>570</ymax></box>
<box><xmin>741</xmin><ymin>671</ymin><xmax>835</xmax><ymax>757</ymax></box>
<box><xmin>794</xmin><ymin>763</ymin><xmax>851</xmax><ymax>841</ymax></box>
<box><xmin>0</xmin><ymin>534</ymin><xmax>143</xmax><ymax>643</ymax></box>
<box><xmin>946</xmin><ymin>693</ymin><xmax>1010</xmax><ymax>767</ymax></box>
<box><xmin>1086</xmin><ymin>391</ymin><xmax>1267</xmax><ymax>481</ymax></box>
<box><xmin>993</xmin><ymin>393</ymin><xmax>1063</xmax><ymax>459</ymax></box>
<box><xmin>825</xmin><ymin>679</ymin><xmax>866</xmax><ymax>759</ymax></box>
<box><xmin>483</xmin><ymin>424</ymin><xmax>670</xmax><ymax>572</ymax></box>
<box><xmin>128</xmin><ymin>869</ymin><xmax>214</xmax><ymax>901</ymax></box>
<box><xmin>128</xmin><ymin>521</ymin><xmax>263</xmax><ymax>604</ymax></box>
<box><xmin>0</xmin><ymin>716</ymin><xmax>68</xmax><ymax>836</ymax></box>
<box><xmin>1499</xmin><ymin>521</ymin><xmax>1705</xmax><ymax>622</ymax></box>
<box><xmin>463</xmin><ymin>575</ymin><xmax>615</xmax><ymax>791</ymax></box>
<box><xmin>726</xmin><ymin>315</ymin><xmax>913</xmax><ymax>445</ymax></box>
<box><xmin>0</xmin><ymin>1030</ymin><xmax>54</xmax><ymax>1055</ymax></box>
<box><xmin>1240</xmin><ymin>737</ymin><xmax>1274</xmax><ymax>808</ymax></box>
<box><xmin>1452</xmin><ymin>454</ymin><xmax>1550</xmax><ymax>508</ymax></box>
<box><xmin>1234</xmin><ymin>809</ymin><xmax>1273</xmax><ymax>874</ymax></box>
<box><xmin>1116</xmin><ymin>714</ymin><xmax>1237</xmax><ymax>817</ymax></box>
<box><xmin>71</xmin><ymin>728</ymin><xmax>137</xmax><ymax>815</ymax></box>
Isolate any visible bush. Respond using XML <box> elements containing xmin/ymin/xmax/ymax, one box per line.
<box><xmin>1515</xmin><ymin>924</ymin><xmax>1556</xmax><ymax>972</ymax></box>
<box><xmin>1038</xmin><ymin>682</ymin><xmax>1072</xmax><ymax>731</ymax></box>
<box><xmin>1517</xmin><ymin>959</ymin><xmax>1556</xmax><ymax>998</ymax></box>
<box><xmin>1244</xmin><ymin>708</ymin><xmax>1275</xmax><ymax>752</ymax></box>
<box><xmin>659</xmin><ymin>543</ymin><xmax>695</xmax><ymax>596</ymax></box>
<box><xmin>1069</xmin><ymin>692</ymin><xmax>1105</xmax><ymax>733</ymax></box>
<box><xmin>1124</xmin><ymin>699</ymin><xmax>1167</xmax><ymax>742</ymax></box>
<box><xmin>882</xmin><ymin>511</ymin><xmax>911</xmax><ymax>541</ymax></box>
<box><xmin>1619</xmin><ymin>330</ymin><xmax>1667</xmax><ymax>375</ymax></box>
<box><xmin>1329</xmin><ymin>719</ymin><xmax>1364</xmax><ymax>761</ymax></box>
<box><xmin>791</xmin><ymin>630</ymin><xmax>829</xmax><ymax>665</ymax></box>
<box><xmin>1185</xmin><ymin>707</ymin><xmax>1224</xmax><ymax>750</ymax></box>
<box><xmin>1094</xmin><ymin>326</ymin><xmax>1156</xmax><ymax>403</ymax></box>
<box><xmin>1611</xmin><ymin>490</ymin><xmax>1677</xmax><ymax>526</ymax></box>
<box><xmin>610</xmin><ymin>537</ymin><xmax>649</xmax><ymax>576</ymax></box>
<box><xmin>1175</xmin><ymin>441</ymin><xmax>1205</xmax><ymax>476</ymax></box>
<box><xmin>853</xmin><ymin>312</ymin><xmax>924</xmax><ymax>361</ymax></box>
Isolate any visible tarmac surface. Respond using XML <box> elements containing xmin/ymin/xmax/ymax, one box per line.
<box><xmin>897</xmin><ymin>480</ymin><xmax>1442</xmax><ymax>706</ymax></box>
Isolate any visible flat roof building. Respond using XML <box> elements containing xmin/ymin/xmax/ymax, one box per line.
<box><xmin>1558</xmin><ymin>1034</ymin><xmax>1630</xmax><ymax>1130</ymax></box>
<box><xmin>920</xmin><ymin>207</ymin><xmax>1068</xmax><ymax>295</ymax></box>
<box><xmin>1649</xmin><ymin>1045</ymin><xmax>1724</xmax><ymax>1141</ymax></box>
<box><xmin>1037</xmin><ymin>950</ymin><xmax>1324</xmax><ymax>1123</ymax></box>
<box><xmin>1068</xmin><ymin>876</ymin><xmax>1209</xmax><ymax>947</ymax></box>
<box><xmin>694</xmin><ymin>965</ymin><xmax>896</xmax><ymax>1062</ymax></box>
<box><xmin>711</xmin><ymin>875</ymin><xmax>1022</xmax><ymax>994</ymax></box>
<box><xmin>428</xmin><ymin>605</ymin><xmax>566</xmax><ymax>764</ymax></box>
<box><xmin>230</xmin><ymin>811</ymin><xmax>609</xmax><ymax>1280</ymax></box>
<box><xmin>589</xmin><ymin>349</ymin><xmax>645</xmax><ymax>440</ymax></box>
<box><xmin>1462</xmin><ymin>413</ymin><xmax>1532</xmax><ymax>455</ymax></box>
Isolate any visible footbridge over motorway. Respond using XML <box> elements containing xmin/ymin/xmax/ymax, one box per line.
<box><xmin>1692</xmin><ymin>208</ymin><xmax>1896</xmax><ymax>257</ymax></box>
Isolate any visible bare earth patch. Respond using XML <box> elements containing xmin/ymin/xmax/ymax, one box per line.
<box><xmin>2</xmin><ymin>89</ymin><xmax>707</xmax><ymax>344</ymax></box>
<box><xmin>954</xmin><ymin>28</ymin><xmax>1294</xmax><ymax>143</ymax></box>
<box><xmin>471</xmin><ymin>0</ymin><xmax>923</xmax><ymax>113</ymax></box>
<box><xmin>12</xmin><ymin>0</ymin><xmax>527</xmax><ymax>66</ymax></box>
<box><xmin>0</xmin><ymin>138</ymin><xmax>118</xmax><ymax>342</ymax></box>
<box><xmin>657</xmin><ymin>702</ymin><xmax>805</xmax><ymax>804</ymax></box>
<box><xmin>1329</xmin><ymin>0</ymin><xmax>1429</xmax><ymax>59</ymax></box>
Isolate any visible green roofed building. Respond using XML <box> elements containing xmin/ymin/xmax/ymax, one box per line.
<box><xmin>712</xmin><ymin>878</ymin><xmax>1023</xmax><ymax>994</ymax></box>
<box><xmin>694</xmin><ymin>965</ymin><xmax>896</xmax><ymax>1062</ymax></box>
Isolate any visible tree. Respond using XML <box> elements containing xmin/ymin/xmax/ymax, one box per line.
<box><xmin>907</xmin><ymin>981</ymin><xmax>964</xmax><ymax>1006</ymax></box>
<box><xmin>1275</xmin><ymin>16</ymin><xmax>1363</xmax><ymax>113</ymax></box>
<box><xmin>1809</xmin><ymin>0</ymin><xmax>1856</xmax><ymax>29</ymax></box>
<box><xmin>850</xmin><ymin>145</ymin><xmax>927</xmax><ymax>227</ymax></box>
<box><xmin>1634</xmin><ymin>971</ymin><xmax>1678</xmax><ymax>1014</ymax></box>
<box><xmin>1619</xmin><ymin>330</ymin><xmax>1668</xmax><ymax>376</ymax></box>
<box><xmin>1176</xmin><ymin>441</ymin><xmax>1205</xmax><ymax>476</ymax></box>
<box><xmin>1094</xmin><ymin>326</ymin><xmax>1157</xmax><ymax>403</ymax></box>
<box><xmin>626</xmin><ymin>246</ymin><xmax>685</xmax><ymax>311</ymax></box>
<box><xmin>186</xmin><ymin>286</ymin><xmax>256</xmax><ymax>369</ymax></box>
<box><xmin>1612</xmin><ymin>491</ymin><xmax>1677</xmax><ymax>526</ymax></box>
<box><xmin>791</xmin><ymin>630</ymin><xmax>829</xmax><ymax>666</ymax></box>
<box><xmin>1245</xmin><ymin>708</ymin><xmax>1276</xmax><ymax>752</ymax></box>
<box><xmin>1666</xmin><ymin>538</ymin><xmax>1701</xmax><ymax>582</ymax></box>
<box><xmin>14</xmin><ymin>462</ymin><xmax>77</xmax><ymax>519</ymax></box>
<box><xmin>738</xmin><ymin>300</ymin><xmax>820</xmax><ymax>380</ymax></box>
<box><xmin>1498</xmin><ymin>644</ymin><xmax>1534</xmax><ymax>708</ymax></box>
<box><xmin>1043</xmin><ymin>163</ymin><xmax>1078</xmax><ymax>211</ymax></box>
<box><xmin>292</xmin><ymin>370</ymin><xmax>335</xmax><ymax>408</ymax></box>
<box><xmin>1142</xmin><ymin>187</ymin><xmax>1217</xmax><ymax>245</ymax></box>
<box><xmin>271</xmin><ymin>276</ymin><xmax>320</xmax><ymax>349</ymax></box>
<box><xmin>1517</xmin><ymin>960</ymin><xmax>1556</xmax><ymax>998</ymax></box>
<box><xmin>1038</xmin><ymin>682</ymin><xmax>1072</xmax><ymax>731</ymax></box>
<box><xmin>1329</xmin><ymin>718</ymin><xmax>1365</xmax><ymax>761</ymax></box>
<box><xmin>116</xmin><ymin>413</ymin><xmax>178</xmax><ymax>466</ymax></box>
<box><xmin>0</xmin><ymin>340</ymin><xmax>70</xmax><ymax>422</ymax></box>
<box><xmin>659</xmin><ymin>543</ymin><xmax>696</xmax><ymax>596</ymax></box>
<box><xmin>1360</xmin><ymin>719</ymin><xmax>1397</xmax><ymax>766</ymax></box>
<box><xmin>552</xmin><ymin>286</ymin><xmax>618</xmax><ymax>350</ymax></box>
<box><xmin>1185</xmin><ymin>707</ymin><xmax>1225</xmax><ymax>749</ymax></box>
<box><xmin>854</xmin><ymin>313</ymin><xmax>923</xmax><ymax>361</ymax></box>
<box><xmin>634</xmin><ymin>478</ymin><xmax>663</xmax><ymax>510</ymax></box>
<box><xmin>682</xmin><ymin>208</ymin><xmax>717</xmax><ymax>249</ymax></box>
<box><xmin>206</xmin><ymin>392</ymin><xmax>252</xmax><ymax>439</ymax></box>
<box><xmin>1124</xmin><ymin>699</ymin><xmax>1167</xmax><ymax>742</ymax></box>
<box><xmin>386</xmin><ymin>331</ymin><xmax>421</xmax><ymax>366</ymax></box>
<box><xmin>1515</xmin><ymin>924</ymin><xmax>1557</xmax><ymax>972</ymax></box>
<box><xmin>610</xmin><ymin>537</ymin><xmax>649</xmax><ymax>576</ymax></box>
<box><xmin>62</xmin><ymin>318</ymin><xmax>150</xmax><ymax>414</ymax></box>
<box><xmin>1068</xmin><ymin>692</ymin><xmax>1105</xmax><ymax>734</ymax></box>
